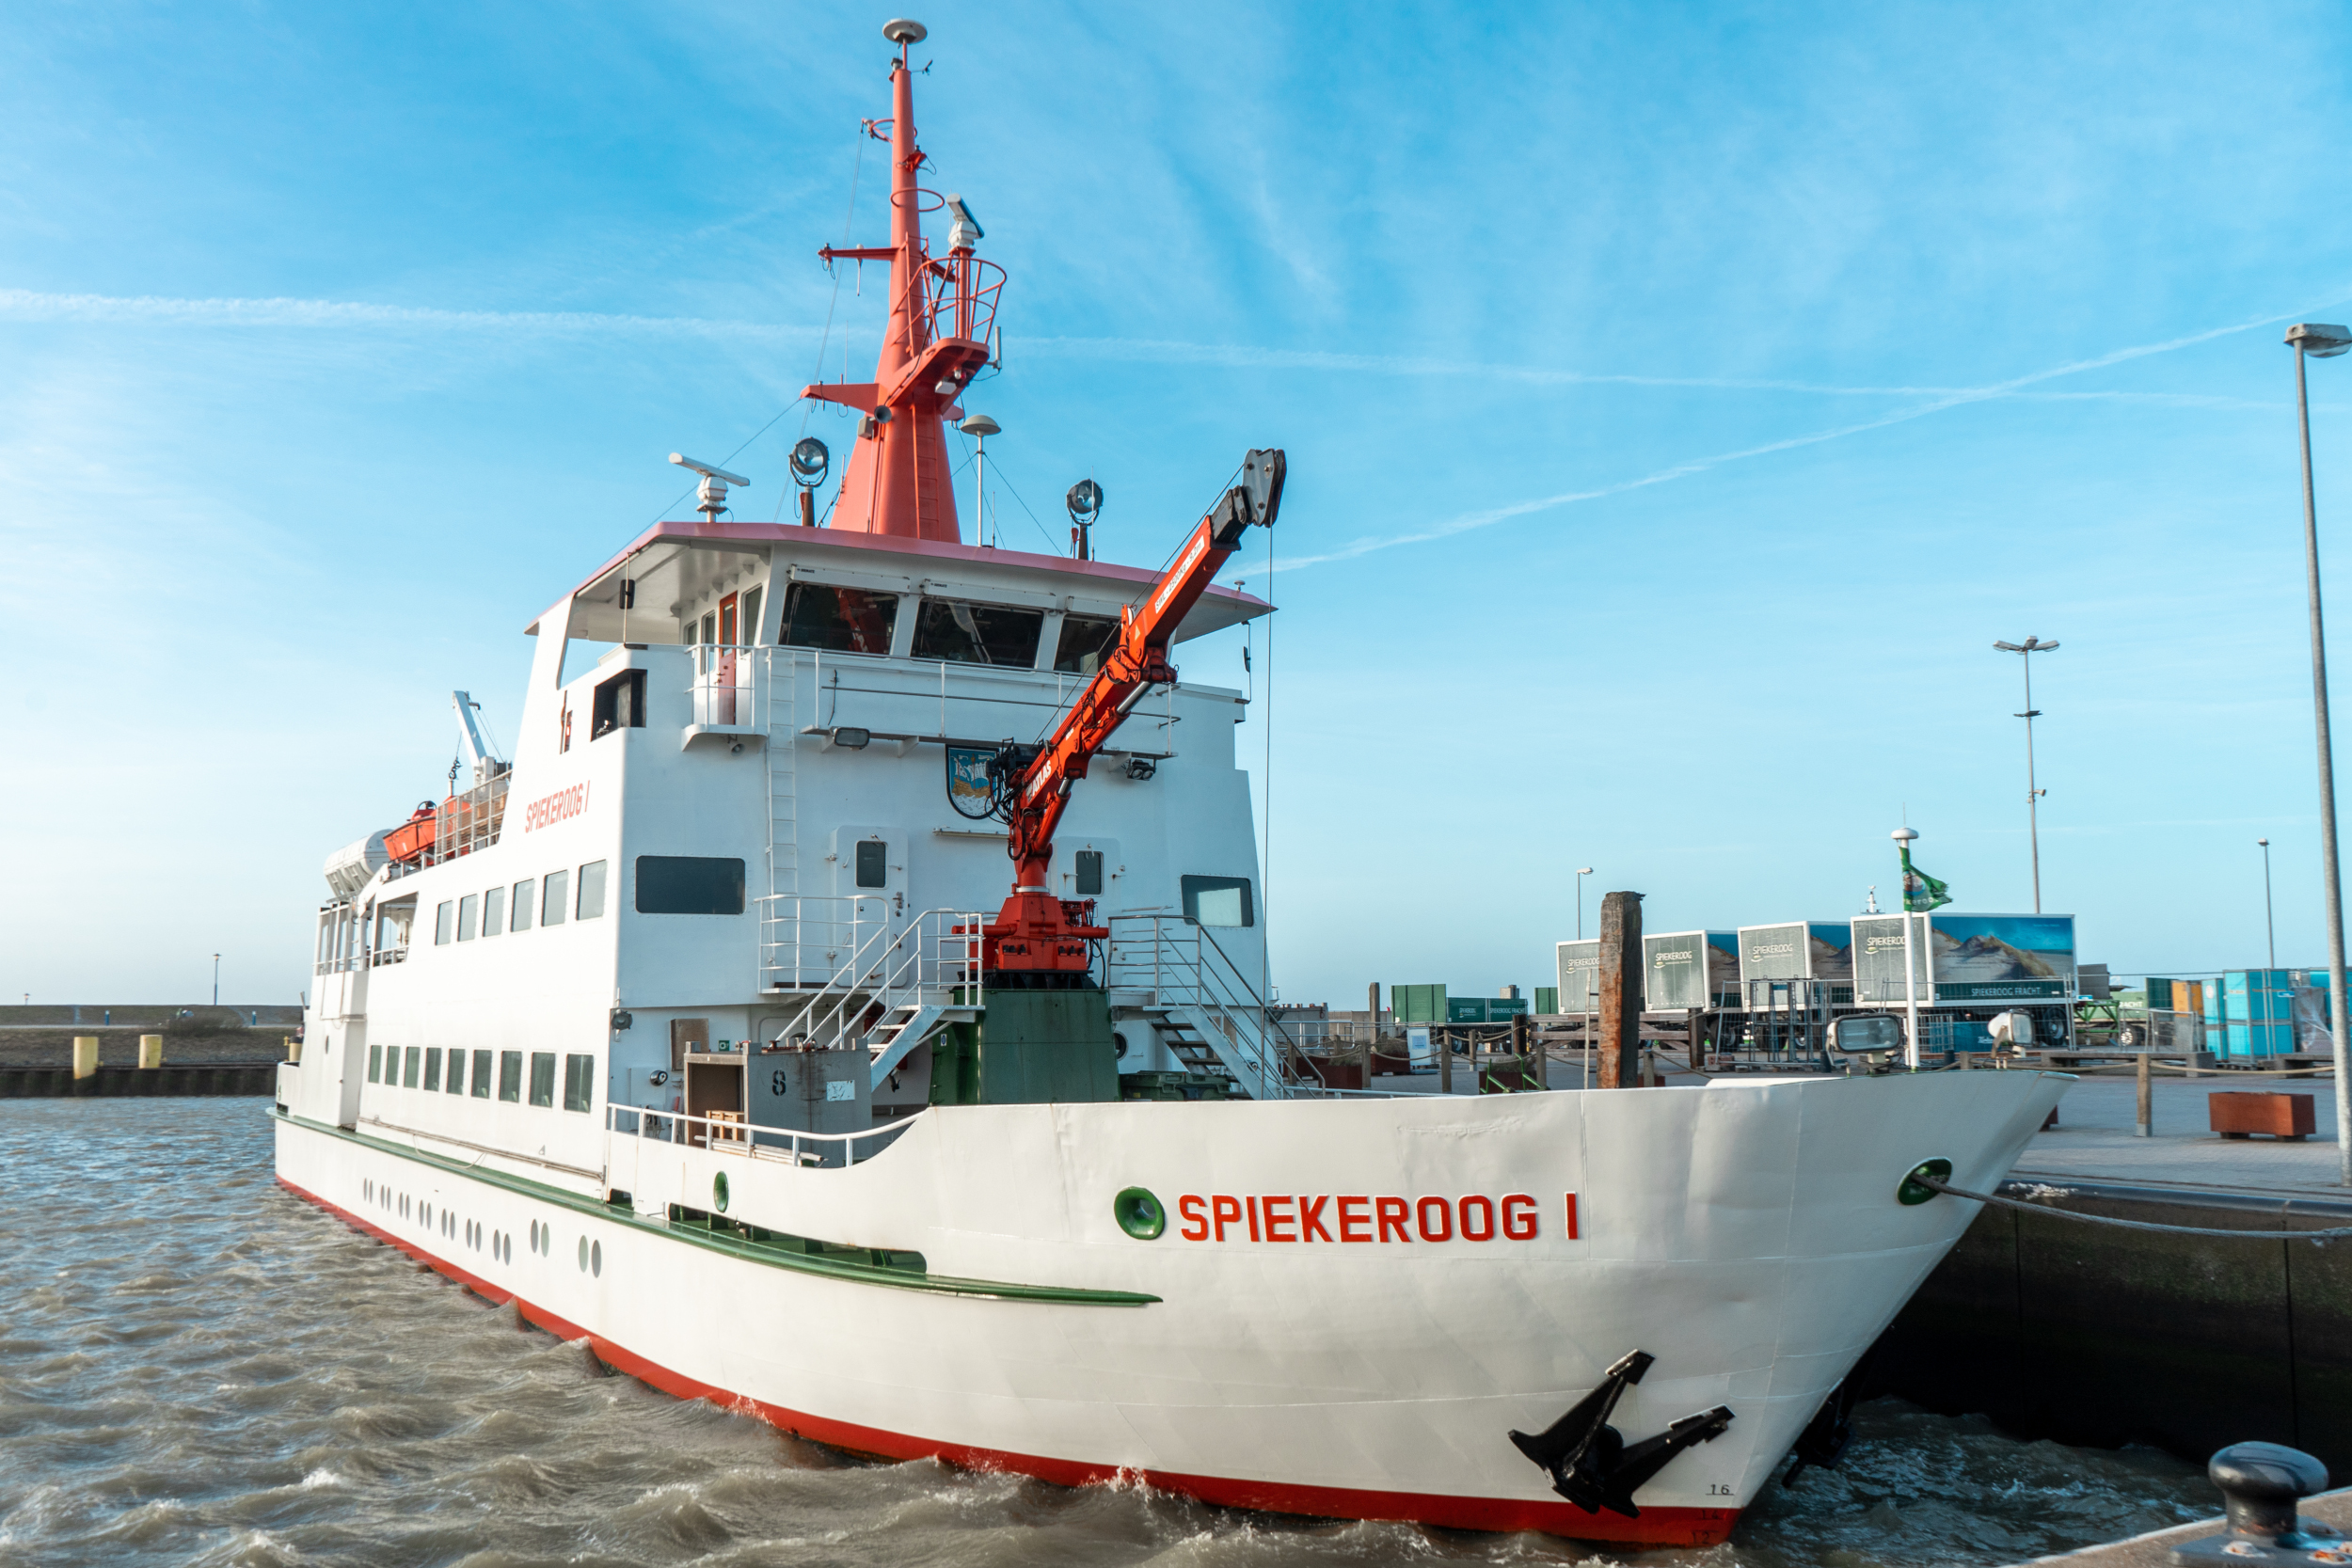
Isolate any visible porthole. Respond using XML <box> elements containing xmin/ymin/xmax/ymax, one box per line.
<box><xmin>578</xmin><ymin>1236</ymin><xmax>588</xmax><ymax>1272</ymax></box>
<box><xmin>713</xmin><ymin>1171</ymin><xmax>729</xmax><ymax>1214</ymax></box>
<box><xmin>530</xmin><ymin>1219</ymin><xmax>539</xmax><ymax>1251</ymax></box>
<box><xmin>591</xmin><ymin>1241</ymin><xmax>601</xmax><ymax>1277</ymax></box>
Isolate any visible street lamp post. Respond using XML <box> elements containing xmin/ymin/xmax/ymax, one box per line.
<box><xmin>212</xmin><ymin>953</ymin><xmax>220</xmax><ymax>1007</ymax></box>
<box><xmin>1575</xmin><ymin>867</ymin><xmax>1595</xmax><ymax>941</ymax></box>
<box><xmin>1993</xmin><ymin>637</ymin><xmax>2059</xmax><ymax>912</ymax></box>
<box><xmin>2259</xmin><ymin>838</ymin><xmax>2277</xmax><ymax>970</ymax></box>
<box><xmin>1892</xmin><ymin>828</ymin><xmax>1923</xmax><ymax>1069</ymax></box>
<box><xmin>2288</xmin><ymin>321</ymin><xmax>2352</xmax><ymax>1185</ymax></box>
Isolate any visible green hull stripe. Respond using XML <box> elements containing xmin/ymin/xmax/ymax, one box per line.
<box><xmin>274</xmin><ymin>1110</ymin><xmax>1158</xmax><ymax>1307</ymax></box>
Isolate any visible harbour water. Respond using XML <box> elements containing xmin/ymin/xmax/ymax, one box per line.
<box><xmin>0</xmin><ymin>1100</ymin><xmax>2222</xmax><ymax>1567</ymax></box>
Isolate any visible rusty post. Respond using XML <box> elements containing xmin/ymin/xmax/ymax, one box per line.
<box><xmin>1598</xmin><ymin>892</ymin><xmax>1643</xmax><ymax>1089</ymax></box>
<box><xmin>1511</xmin><ymin>1010</ymin><xmax>1535</xmax><ymax>1091</ymax></box>
<box><xmin>1367</xmin><ymin>980</ymin><xmax>1380</xmax><ymax>1049</ymax></box>
<box><xmin>2137</xmin><ymin>1042</ymin><xmax>2153</xmax><ymax>1137</ymax></box>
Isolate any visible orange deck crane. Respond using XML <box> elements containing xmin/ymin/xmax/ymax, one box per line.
<box><xmin>964</xmin><ymin>449</ymin><xmax>1285</xmax><ymax>986</ymax></box>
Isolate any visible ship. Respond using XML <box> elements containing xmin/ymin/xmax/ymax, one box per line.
<box><xmin>275</xmin><ymin>20</ymin><xmax>2070</xmax><ymax>1544</ymax></box>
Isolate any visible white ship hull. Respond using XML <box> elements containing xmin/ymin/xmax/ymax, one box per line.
<box><xmin>273</xmin><ymin>1067</ymin><xmax>2065</xmax><ymax>1544</ymax></box>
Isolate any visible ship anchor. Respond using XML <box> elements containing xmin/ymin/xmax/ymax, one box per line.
<box><xmin>1507</xmin><ymin>1351</ymin><xmax>1736</xmax><ymax>1517</ymax></box>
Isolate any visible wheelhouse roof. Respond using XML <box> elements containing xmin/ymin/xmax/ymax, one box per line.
<box><xmin>532</xmin><ymin>518</ymin><xmax>1274</xmax><ymax>645</ymax></box>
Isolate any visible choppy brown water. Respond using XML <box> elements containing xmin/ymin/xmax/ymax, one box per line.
<box><xmin>0</xmin><ymin>1100</ymin><xmax>2220</xmax><ymax>1567</ymax></box>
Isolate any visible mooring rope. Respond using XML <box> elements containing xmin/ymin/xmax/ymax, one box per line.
<box><xmin>1920</xmin><ymin>1175</ymin><xmax>2352</xmax><ymax>1239</ymax></box>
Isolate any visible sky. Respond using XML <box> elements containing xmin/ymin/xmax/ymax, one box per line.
<box><xmin>6</xmin><ymin>2</ymin><xmax>2352</xmax><ymax>1006</ymax></box>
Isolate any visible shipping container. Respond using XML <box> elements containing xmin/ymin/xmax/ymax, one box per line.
<box><xmin>1555</xmin><ymin>941</ymin><xmax>1601</xmax><ymax>1015</ymax></box>
<box><xmin>2222</xmin><ymin>1021</ymin><xmax>2294</xmax><ymax>1058</ymax></box>
<box><xmin>1446</xmin><ymin>996</ymin><xmax>1531</xmax><ymax>1024</ymax></box>
<box><xmin>1851</xmin><ymin>912</ymin><xmax>2076</xmax><ymax>1005</ymax></box>
<box><xmin>1644</xmin><ymin>930</ymin><xmax>1739</xmax><ymax>1010</ymax></box>
<box><xmin>1534</xmin><ymin>987</ymin><xmax>1559</xmax><ymax>1014</ymax></box>
<box><xmin>1738</xmin><ymin>921</ymin><xmax>1857</xmax><ymax>985</ymax></box>
<box><xmin>1390</xmin><ymin>984</ymin><xmax>1448</xmax><ymax>1025</ymax></box>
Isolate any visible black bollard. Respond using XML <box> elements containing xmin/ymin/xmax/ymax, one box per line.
<box><xmin>2173</xmin><ymin>1442</ymin><xmax>2339</xmax><ymax>1563</ymax></box>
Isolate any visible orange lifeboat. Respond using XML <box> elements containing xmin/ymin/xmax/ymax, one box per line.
<box><xmin>383</xmin><ymin>800</ymin><xmax>441</xmax><ymax>864</ymax></box>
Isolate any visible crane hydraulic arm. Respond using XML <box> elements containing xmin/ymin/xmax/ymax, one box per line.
<box><xmin>979</xmin><ymin>448</ymin><xmax>1285</xmax><ymax>981</ymax></box>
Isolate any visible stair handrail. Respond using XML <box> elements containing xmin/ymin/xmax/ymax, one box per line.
<box><xmin>1104</xmin><ymin>912</ymin><xmax>1296</xmax><ymax>1098</ymax></box>
<box><xmin>763</xmin><ymin>907</ymin><xmax>984</xmax><ymax>1051</ymax></box>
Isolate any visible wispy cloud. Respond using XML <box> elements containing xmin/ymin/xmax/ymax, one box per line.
<box><xmin>1274</xmin><ymin>309</ymin><xmax>2320</xmax><ymax>571</ymax></box>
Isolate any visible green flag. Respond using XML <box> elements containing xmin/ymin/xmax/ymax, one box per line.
<box><xmin>1900</xmin><ymin>847</ymin><xmax>1950</xmax><ymax>911</ymax></box>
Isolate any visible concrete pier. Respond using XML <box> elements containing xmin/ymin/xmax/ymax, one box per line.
<box><xmin>1875</xmin><ymin>1069</ymin><xmax>2352</xmax><ymax>1481</ymax></box>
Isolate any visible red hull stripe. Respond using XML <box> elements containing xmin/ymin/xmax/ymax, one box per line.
<box><xmin>278</xmin><ymin>1174</ymin><xmax>1740</xmax><ymax>1546</ymax></box>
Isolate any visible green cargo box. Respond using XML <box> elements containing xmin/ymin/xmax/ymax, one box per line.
<box><xmin>932</xmin><ymin>990</ymin><xmax>1120</xmax><ymax>1106</ymax></box>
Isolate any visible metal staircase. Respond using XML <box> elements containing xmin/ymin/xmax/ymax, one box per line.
<box><xmin>1104</xmin><ymin>914</ymin><xmax>1299</xmax><ymax>1100</ymax></box>
<box><xmin>755</xmin><ymin>908</ymin><xmax>984</xmax><ymax>1085</ymax></box>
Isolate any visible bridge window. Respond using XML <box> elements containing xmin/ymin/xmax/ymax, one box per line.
<box><xmin>1181</xmin><ymin>875</ymin><xmax>1254</xmax><ymax>928</ymax></box>
<box><xmin>564</xmin><ymin>1053</ymin><xmax>595</xmax><ymax>1112</ymax></box>
<box><xmin>912</xmin><ymin>598</ymin><xmax>1042</xmax><ymax>668</ymax></box>
<box><xmin>635</xmin><ymin>856</ymin><xmax>746</xmax><ymax>915</ymax></box>
<box><xmin>1055</xmin><ymin>614</ymin><xmax>1120</xmax><ymax>675</ymax></box>
<box><xmin>854</xmin><ymin>840</ymin><xmax>887</xmax><ymax>889</ymax></box>
<box><xmin>592</xmin><ymin>669</ymin><xmax>646</xmax><ymax>738</ymax></box>
<box><xmin>782</xmin><ymin>582</ymin><xmax>898</xmax><ymax>656</ymax></box>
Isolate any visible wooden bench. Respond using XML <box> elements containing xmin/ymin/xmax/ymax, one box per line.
<box><xmin>2210</xmin><ymin>1091</ymin><xmax>2316</xmax><ymax>1141</ymax></box>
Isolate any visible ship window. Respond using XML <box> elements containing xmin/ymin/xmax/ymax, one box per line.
<box><xmin>854</xmin><ymin>840</ymin><xmax>887</xmax><ymax>889</ymax></box>
<box><xmin>369</xmin><ymin>1044</ymin><xmax>383</xmax><ymax>1084</ymax></box>
<box><xmin>423</xmin><ymin>1047</ymin><xmax>442</xmax><ymax>1092</ymax></box>
<box><xmin>499</xmin><ymin>1051</ymin><xmax>523</xmax><ymax>1102</ymax></box>
<box><xmin>435</xmin><ymin>901</ymin><xmax>454</xmax><ymax>945</ymax></box>
<box><xmin>1054</xmin><ymin>614</ymin><xmax>1121</xmax><ymax>675</ymax></box>
<box><xmin>543</xmin><ymin>870</ymin><xmax>570</xmax><ymax>927</ymax></box>
<box><xmin>403</xmin><ymin>1046</ymin><xmax>422</xmax><ymax>1088</ymax></box>
<box><xmin>912</xmin><ymin>598</ymin><xmax>1043</xmax><ymax>668</ymax></box>
<box><xmin>742</xmin><ymin>585</ymin><xmax>764</xmax><ymax>645</ymax></box>
<box><xmin>592</xmin><ymin>669</ymin><xmax>646</xmax><ymax>739</ymax></box>
<box><xmin>578</xmin><ymin>861</ymin><xmax>608</xmax><ymax>920</ymax></box>
<box><xmin>782</xmin><ymin>581</ymin><xmax>898</xmax><ymax>656</ymax></box>
<box><xmin>529</xmin><ymin>1052</ymin><xmax>557</xmax><ymax>1108</ymax></box>
<box><xmin>484</xmin><ymin>886</ymin><xmax>505</xmax><ymax>938</ymax></box>
<box><xmin>470</xmin><ymin>1050</ymin><xmax>493</xmax><ymax>1098</ymax></box>
<box><xmin>1075</xmin><ymin>849</ymin><xmax>1104</xmax><ymax>896</ymax></box>
<box><xmin>511</xmin><ymin>879</ymin><xmax>533</xmax><ymax>933</ymax></box>
<box><xmin>457</xmin><ymin>895</ymin><xmax>479</xmax><ymax>942</ymax></box>
<box><xmin>1181</xmin><ymin>875</ymin><xmax>1255</xmax><ymax>928</ymax></box>
<box><xmin>564</xmin><ymin>1053</ymin><xmax>596</xmax><ymax>1113</ymax></box>
<box><xmin>378</xmin><ymin>899</ymin><xmax>415</xmax><ymax>956</ymax></box>
<box><xmin>448</xmin><ymin>1051</ymin><xmax>467</xmax><ymax>1094</ymax></box>
<box><xmin>635</xmin><ymin>856</ymin><xmax>746</xmax><ymax>915</ymax></box>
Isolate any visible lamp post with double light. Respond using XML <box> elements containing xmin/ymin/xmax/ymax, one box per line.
<box><xmin>1993</xmin><ymin>637</ymin><xmax>2058</xmax><ymax>912</ymax></box>
<box><xmin>1575</xmin><ymin>867</ymin><xmax>1595</xmax><ymax>941</ymax></box>
<box><xmin>2288</xmin><ymin>321</ymin><xmax>2352</xmax><ymax>1185</ymax></box>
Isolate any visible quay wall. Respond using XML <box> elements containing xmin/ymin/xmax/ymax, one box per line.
<box><xmin>0</xmin><ymin>1064</ymin><xmax>280</xmax><ymax>1098</ymax></box>
<box><xmin>1872</xmin><ymin>1178</ymin><xmax>2352</xmax><ymax>1477</ymax></box>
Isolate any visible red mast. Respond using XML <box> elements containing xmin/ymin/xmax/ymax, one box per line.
<box><xmin>803</xmin><ymin>19</ymin><xmax>1002</xmax><ymax>543</ymax></box>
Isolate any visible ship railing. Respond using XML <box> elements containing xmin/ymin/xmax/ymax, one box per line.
<box><xmin>686</xmin><ymin>642</ymin><xmax>757</xmax><ymax>730</ymax></box>
<box><xmin>920</xmin><ymin>250</ymin><xmax>1004</xmax><ymax>350</ymax></box>
<box><xmin>760</xmin><ymin>894</ymin><xmax>892</xmax><ymax>988</ymax></box>
<box><xmin>1104</xmin><ymin>913</ymin><xmax>1302</xmax><ymax>1100</ymax></box>
<box><xmin>759</xmin><ymin>906</ymin><xmax>984</xmax><ymax>1052</ymax></box>
<box><xmin>606</xmin><ymin>1103</ymin><xmax>915</xmax><ymax>1171</ymax></box>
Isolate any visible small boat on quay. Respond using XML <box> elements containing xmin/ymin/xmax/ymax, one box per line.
<box><xmin>274</xmin><ymin>19</ymin><xmax>2069</xmax><ymax>1544</ymax></box>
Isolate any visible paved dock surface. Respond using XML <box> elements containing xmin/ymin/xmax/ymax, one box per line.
<box><xmin>2012</xmin><ymin>1484</ymin><xmax>2352</xmax><ymax>1566</ymax></box>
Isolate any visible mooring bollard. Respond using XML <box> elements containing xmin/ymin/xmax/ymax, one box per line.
<box><xmin>2137</xmin><ymin>1047</ymin><xmax>2153</xmax><ymax>1138</ymax></box>
<box><xmin>139</xmin><ymin>1034</ymin><xmax>163</xmax><ymax>1070</ymax></box>
<box><xmin>72</xmin><ymin>1036</ymin><xmax>99</xmax><ymax>1080</ymax></box>
<box><xmin>2172</xmin><ymin>1441</ymin><xmax>2336</xmax><ymax>1563</ymax></box>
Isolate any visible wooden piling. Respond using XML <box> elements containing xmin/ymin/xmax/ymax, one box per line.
<box><xmin>1597</xmin><ymin>892</ymin><xmax>1643</xmax><ymax>1088</ymax></box>
<box><xmin>2136</xmin><ymin>1046</ymin><xmax>2153</xmax><ymax>1137</ymax></box>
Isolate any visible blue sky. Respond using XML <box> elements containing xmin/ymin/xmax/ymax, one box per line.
<box><xmin>6</xmin><ymin>3</ymin><xmax>2352</xmax><ymax>1006</ymax></box>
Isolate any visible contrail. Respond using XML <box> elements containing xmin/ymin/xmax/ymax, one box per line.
<box><xmin>0</xmin><ymin>288</ymin><xmax>812</xmax><ymax>341</ymax></box>
<box><xmin>1275</xmin><ymin>309</ymin><xmax>2314</xmax><ymax>571</ymax></box>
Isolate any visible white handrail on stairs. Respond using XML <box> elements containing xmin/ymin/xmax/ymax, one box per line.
<box><xmin>761</xmin><ymin>907</ymin><xmax>984</xmax><ymax>1053</ymax></box>
<box><xmin>1104</xmin><ymin>913</ymin><xmax>1297</xmax><ymax>1099</ymax></box>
